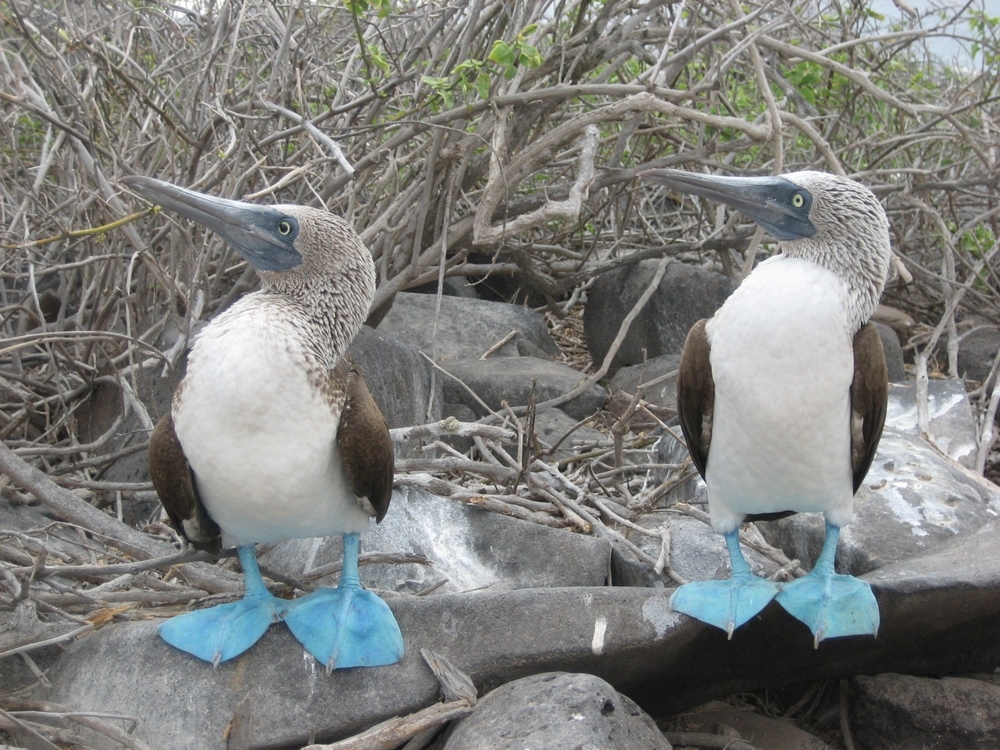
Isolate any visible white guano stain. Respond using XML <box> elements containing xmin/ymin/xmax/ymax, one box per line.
<box><xmin>591</xmin><ymin>616</ymin><xmax>607</xmax><ymax>655</ymax></box>
<box><xmin>642</xmin><ymin>595</ymin><xmax>676</xmax><ymax>640</ymax></box>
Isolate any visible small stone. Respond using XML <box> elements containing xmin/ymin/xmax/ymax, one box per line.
<box><xmin>441</xmin><ymin>672</ymin><xmax>672</xmax><ymax>750</ymax></box>
<box><xmin>609</xmin><ymin>353</ymin><xmax>681</xmax><ymax>416</ymax></box>
<box><xmin>530</xmin><ymin>406</ymin><xmax>606</xmax><ymax>463</ymax></box>
<box><xmin>378</xmin><ymin>293</ymin><xmax>560</xmax><ymax>362</ymax></box>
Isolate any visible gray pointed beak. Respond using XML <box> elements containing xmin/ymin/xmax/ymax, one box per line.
<box><xmin>640</xmin><ymin>169</ymin><xmax>816</xmax><ymax>241</ymax></box>
<box><xmin>122</xmin><ymin>176</ymin><xmax>302</xmax><ymax>271</ymax></box>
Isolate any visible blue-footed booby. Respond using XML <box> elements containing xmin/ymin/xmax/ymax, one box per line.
<box><xmin>124</xmin><ymin>175</ymin><xmax>403</xmax><ymax>669</ymax></box>
<box><xmin>640</xmin><ymin>169</ymin><xmax>890</xmax><ymax>645</ymax></box>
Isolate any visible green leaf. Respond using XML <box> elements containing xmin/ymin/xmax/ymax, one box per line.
<box><xmin>369</xmin><ymin>45</ymin><xmax>391</xmax><ymax>76</ymax></box>
<box><xmin>489</xmin><ymin>40</ymin><xmax>515</xmax><ymax>68</ymax></box>
<box><xmin>475</xmin><ymin>70</ymin><xmax>491</xmax><ymax>100</ymax></box>
<box><xmin>519</xmin><ymin>44</ymin><xmax>542</xmax><ymax>68</ymax></box>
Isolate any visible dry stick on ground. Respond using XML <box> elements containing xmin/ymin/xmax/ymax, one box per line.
<box><xmin>302</xmin><ymin>650</ymin><xmax>476</xmax><ymax>750</ymax></box>
<box><xmin>389</xmin><ymin>418</ymin><xmax>515</xmax><ymax>443</ymax></box>
<box><xmin>0</xmin><ymin>442</ymin><xmax>238</xmax><ymax>594</ymax></box>
<box><xmin>300</xmin><ymin>700</ymin><xmax>474</xmax><ymax>750</ymax></box>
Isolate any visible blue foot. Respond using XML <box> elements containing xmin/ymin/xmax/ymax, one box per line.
<box><xmin>775</xmin><ymin>523</ymin><xmax>879</xmax><ymax>646</ymax></box>
<box><xmin>159</xmin><ymin>546</ymin><xmax>281</xmax><ymax>665</ymax></box>
<box><xmin>670</xmin><ymin>530</ymin><xmax>779</xmax><ymax>637</ymax></box>
<box><xmin>282</xmin><ymin>533</ymin><xmax>403</xmax><ymax>670</ymax></box>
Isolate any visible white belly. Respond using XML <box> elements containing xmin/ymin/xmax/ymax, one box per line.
<box><xmin>173</xmin><ymin>303</ymin><xmax>370</xmax><ymax>547</ymax></box>
<box><xmin>704</xmin><ymin>257</ymin><xmax>855</xmax><ymax>534</ymax></box>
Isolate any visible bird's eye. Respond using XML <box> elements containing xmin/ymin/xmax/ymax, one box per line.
<box><xmin>791</xmin><ymin>193</ymin><xmax>805</xmax><ymax>208</ymax></box>
<box><xmin>277</xmin><ymin>219</ymin><xmax>294</xmax><ymax>236</ymax></box>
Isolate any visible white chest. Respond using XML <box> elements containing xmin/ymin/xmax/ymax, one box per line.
<box><xmin>173</xmin><ymin>302</ymin><xmax>369</xmax><ymax>546</ymax></box>
<box><xmin>703</xmin><ymin>257</ymin><xmax>856</xmax><ymax>531</ymax></box>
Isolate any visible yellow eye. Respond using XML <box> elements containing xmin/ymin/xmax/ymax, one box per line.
<box><xmin>277</xmin><ymin>219</ymin><xmax>293</xmax><ymax>235</ymax></box>
<box><xmin>791</xmin><ymin>193</ymin><xmax>805</xmax><ymax>208</ymax></box>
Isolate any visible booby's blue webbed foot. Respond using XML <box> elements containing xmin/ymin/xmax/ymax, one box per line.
<box><xmin>282</xmin><ymin>533</ymin><xmax>403</xmax><ymax>670</ymax></box>
<box><xmin>159</xmin><ymin>546</ymin><xmax>280</xmax><ymax>665</ymax></box>
<box><xmin>670</xmin><ymin>530</ymin><xmax>780</xmax><ymax>637</ymax></box>
<box><xmin>775</xmin><ymin>522</ymin><xmax>879</xmax><ymax>646</ymax></box>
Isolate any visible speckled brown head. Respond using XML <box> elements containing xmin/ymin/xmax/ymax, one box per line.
<box><xmin>640</xmin><ymin>168</ymin><xmax>891</xmax><ymax>332</ymax></box>
<box><xmin>121</xmin><ymin>175</ymin><xmax>376</xmax><ymax>356</ymax></box>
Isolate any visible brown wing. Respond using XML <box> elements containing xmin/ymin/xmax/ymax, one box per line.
<box><xmin>850</xmin><ymin>323</ymin><xmax>888</xmax><ymax>493</ymax></box>
<box><xmin>676</xmin><ymin>319</ymin><xmax>713</xmax><ymax>479</ymax></box>
<box><xmin>148</xmin><ymin>413</ymin><xmax>221</xmax><ymax>553</ymax></box>
<box><xmin>334</xmin><ymin>359</ymin><xmax>394</xmax><ymax>523</ymax></box>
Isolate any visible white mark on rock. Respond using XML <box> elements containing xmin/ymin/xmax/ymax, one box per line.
<box><xmin>591</xmin><ymin>616</ymin><xmax>607</xmax><ymax>655</ymax></box>
<box><xmin>302</xmin><ymin>649</ymin><xmax>319</xmax><ymax>700</ymax></box>
<box><xmin>642</xmin><ymin>595</ymin><xmax>676</xmax><ymax>640</ymax></box>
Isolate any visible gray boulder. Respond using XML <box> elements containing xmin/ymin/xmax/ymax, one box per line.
<box><xmin>348</xmin><ymin>325</ymin><xmax>442</xmax><ymax>429</ymax></box>
<box><xmin>884</xmin><ymin>378</ymin><xmax>977</xmax><ymax>468</ymax></box>
<box><xmin>531</xmin><ymin>406</ymin><xmax>607</xmax><ymax>463</ymax></box>
<box><xmin>378</xmin><ymin>293</ymin><xmax>560</xmax><ymax>362</ymax></box>
<box><xmin>583</xmin><ymin>261</ymin><xmax>735</xmax><ymax>374</ymax></box>
<box><xmin>441</xmin><ymin>357</ymin><xmax>606</xmax><ymax>421</ymax></box>
<box><xmin>850</xmin><ymin>673</ymin><xmax>1000</xmax><ymax>750</ymax></box>
<box><xmin>260</xmin><ymin>488</ymin><xmax>611</xmax><ymax>595</ymax></box>
<box><xmin>608</xmin><ymin>353</ymin><xmax>681</xmax><ymax>415</ymax></box>
<box><xmin>957</xmin><ymin>326</ymin><xmax>1000</xmax><ymax>385</ymax></box>
<box><xmin>441</xmin><ymin>672</ymin><xmax>672</xmax><ymax>750</ymax></box>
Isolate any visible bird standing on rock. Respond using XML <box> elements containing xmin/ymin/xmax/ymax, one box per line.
<box><xmin>124</xmin><ymin>175</ymin><xmax>403</xmax><ymax>670</ymax></box>
<box><xmin>640</xmin><ymin>168</ymin><xmax>890</xmax><ymax>646</ymax></box>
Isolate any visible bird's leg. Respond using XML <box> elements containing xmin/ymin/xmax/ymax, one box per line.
<box><xmin>159</xmin><ymin>545</ymin><xmax>282</xmax><ymax>666</ymax></box>
<box><xmin>669</xmin><ymin>529</ymin><xmax>780</xmax><ymax>638</ymax></box>
<box><xmin>775</xmin><ymin>522</ymin><xmax>880</xmax><ymax>647</ymax></box>
<box><xmin>282</xmin><ymin>533</ymin><xmax>403</xmax><ymax>671</ymax></box>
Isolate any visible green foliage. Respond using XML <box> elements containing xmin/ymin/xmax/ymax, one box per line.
<box><xmin>970</xmin><ymin>10</ymin><xmax>1000</xmax><ymax>67</ymax></box>
<box><xmin>784</xmin><ymin>60</ymin><xmax>825</xmax><ymax>106</ymax></box>
<box><xmin>367</xmin><ymin>44</ymin><xmax>391</xmax><ymax>77</ymax></box>
<box><xmin>344</xmin><ymin>0</ymin><xmax>392</xmax><ymax>18</ymax></box>
<box><xmin>959</xmin><ymin>224</ymin><xmax>998</xmax><ymax>259</ymax></box>
<box><xmin>489</xmin><ymin>24</ymin><xmax>543</xmax><ymax>79</ymax></box>
<box><xmin>421</xmin><ymin>23</ymin><xmax>543</xmax><ymax>109</ymax></box>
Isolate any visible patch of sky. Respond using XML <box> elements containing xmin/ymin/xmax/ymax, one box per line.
<box><xmin>869</xmin><ymin>0</ymin><xmax>989</xmax><ymax>71</ymax></box>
